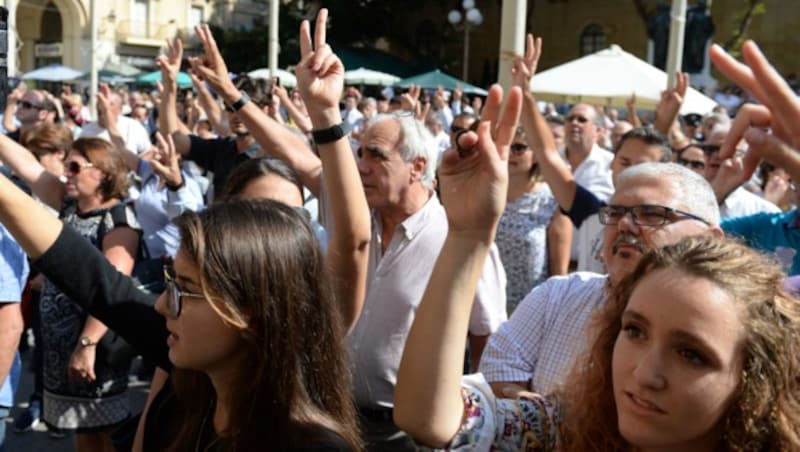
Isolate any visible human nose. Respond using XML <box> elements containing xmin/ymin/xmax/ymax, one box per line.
<box><xmin>615</xmin><ymin>208</ymin><xmax>641</xmax><ymax>233</ymax></box>
<box><xmin>357</xmin><ymin>156</ymin><xmax>370</xmax><ymax>176</ymax></box>
<box><xmin>632</xmin><ymin>346</ymin><xmax>667</xmax><ymax>390</ymax></box>
<box><xmin>154</xmin><ymin>290</ymin><xmax>170</xmax><ymax>318</ymax></box>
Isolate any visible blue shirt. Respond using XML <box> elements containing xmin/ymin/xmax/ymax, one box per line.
<box><xmin>0</xmin><ymin>223</ymin><xmax>29</xmax><ymax>407</ymax></box>
<box><xmin>722</xmin><ymin>209</ymin><xmax>800</xmax><ymax>276</ymax></box>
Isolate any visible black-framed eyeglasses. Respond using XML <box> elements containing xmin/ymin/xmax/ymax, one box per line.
<box><xmin>19</xmin><ymin>100</ymin><xmax>43</xmax><ymax>110</ymax></box>
<box><xmin>510</xmin><ymin>143</ymin><xmax>529</xmax><ymax>154</ymax></box>
<box><xmin>677</xmin><ymin>157</ymin><xmax>706</xmax><ymax>171</ymax></box>
<box><xmin>65</xmin><ymin>161</ymin><xmax>95</xmax><ymax>174</ymax></box>
<box><xmin>163</xmin><ymin>265</ymin><xmax>204</xmax><ymax>318</ymax></box>
<box><xmin>598</xmin><ymin>204</ymin><xmax>710</xmax><ymax>227</ymax></box>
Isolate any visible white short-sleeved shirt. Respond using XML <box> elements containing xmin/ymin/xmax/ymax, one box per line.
<box><xmin>322</xmin><ymin>190</ymin><xmax>507</xmax><ymax>409</ymax></box>
<box><xmin>720</xmin><ymin>186</ymin><xmax>781</xmax><ymax>219</ymax></box>
<box><xmin>479</xmin><ymin>272</ymin><xmax>608</xmax><ymax>395</ymax></box>
<box><xmin>80</xmin><ymin>115</ymin><xmax>152</xmax><ymax>155</ymax></box>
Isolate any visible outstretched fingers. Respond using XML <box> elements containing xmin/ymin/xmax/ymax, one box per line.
<box><xmin>709</xmin><ymin>43</ymin><xmax>769</xmax><ymax>105</ymax></box>
<box><xmin>299</xmin><ymin>20</ymin><xmax>312</xmax><ymax>59</ymax></box>
<box><xmin>493</xmin><ymin>87</ymin><xmax>523</xmax><ymax>159</ymax></box>
<box><xmin>314</xmin><ymin>8</ymin><xmax>328</xmax><ymax>51</ymax></box>
<box><xmin>742</xmin><ymin>40</ymin><xmax>800</xmax><ymax>130</ymax></box>
<box><xmin>480</xmin><ymin>85</ymin><xmax>504</xmax><ymax>131</ymax></box>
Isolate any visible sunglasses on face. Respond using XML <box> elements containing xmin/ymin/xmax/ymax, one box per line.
<box><xmin>677</xmin><ymin>157</ymin><xmax>706</xmax><ymax>171</ymax></box>
<box><xmin>598</xmin><ymin>204</ymin><xmax>710</xmax><ymax>227</ymax></box>
<box><xmin>699</xmin><ymin>144</ymin><xmax>721</xmax><ymax>155</ymax></box>
<box><xmin>510</xmin><ymin>143</ymin><xmax>530</xmax><ymax>154</ymax></box>
<box><xmin>163</xmin><ymin>265</ymin><xmax>204</xmax><ymax>318</ymax></box>
<box><xmin>19</xmin><ymin>100</ymin><xmax>43</xmax><ymax>110</ymax></box>
<box><xmin>566</xmin><ymin>114</ymin><xmax>589</xmax><ymax>124</ymax></box>
<box><xmin>65</xmin><ymin>161</ymin><xmax>95</xmax><ymax>174</ymax></box>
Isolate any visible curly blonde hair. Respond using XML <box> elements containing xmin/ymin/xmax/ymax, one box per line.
<box><xmin>559</xmin><ymin>235</ymin><xmax>800</xmax><ymax>451</ymax></box>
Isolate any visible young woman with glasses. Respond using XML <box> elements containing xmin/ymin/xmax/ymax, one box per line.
<box><xmin>0</xmin><ymin>133</ymin><xmax>140</xmax><ymax>450</ymax></box>
<box><xmin>0</xmin><ymin>9</ymin><xmax>369</xmax><ymax>451</ymax></box>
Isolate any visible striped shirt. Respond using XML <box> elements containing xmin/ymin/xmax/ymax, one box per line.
<box><xmin>479</xmin><ymin>272</ymin><xmax>608</xmax><ymax>395</ymax></box>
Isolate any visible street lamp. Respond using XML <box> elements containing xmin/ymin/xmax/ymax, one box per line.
<box><xmin>448</xmin><ymin>0</ymin><xmax>483</xmax><ymax>81</ymax></box>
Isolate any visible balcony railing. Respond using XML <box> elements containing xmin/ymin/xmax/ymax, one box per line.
<box><xmin>116</xmin><ymin>20</ymin><xmax>172</xmax><ymax>43</ymax></box>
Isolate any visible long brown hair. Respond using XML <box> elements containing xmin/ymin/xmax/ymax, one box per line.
<box><xmin>560</xmin><ymin>236</ymin><xmax>800</xmax><ymax>451</ymax></box>
<box><xmin>166</xmin><ymin>200</ymin><xmax>361</xmax><ymax>451</ymax></box>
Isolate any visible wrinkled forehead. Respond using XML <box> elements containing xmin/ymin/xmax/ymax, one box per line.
<box><xmin>610</xmin><ymin>173</ymin><xmax>683</xmax><ymax>208</ymax></box>
<box><xmin>569</xmin><ymin>104</ymin><xmax>596</xmax><ymax>119</ymax></box>
<box><xmin>364</xmin><ymin>118</ymin><xmax>403</xmax><ymax>151</ymax></box>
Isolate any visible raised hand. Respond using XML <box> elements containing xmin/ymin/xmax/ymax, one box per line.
<box><xmin>654</xmin><ymin>72</ymin><xmax>688</xmax><ymax>133</ymax></box>
<box><xmin>8</xmin><ymin>82</ymin><xmax>26</xmax><ymax>104</ymax></box>
<box><xmin>511</xmin><ymin>33</ymin><xmax>542</xmax><ymax>90</ymax></box>
<box><xmin>144</xmin><ymin>132</ymin><xmax>183</xmax><ymax>188</ymax></box>
<box><xmin>710</xmin><ymin>156</ymin><xmax>746</xmax><ymax>202</ymax></box>
<box><xmin>96</xmin><ymin>83</ymin><xmax>118</xmax><ymax>132</ymax></box>
<box><xmin>453</xmin><ymin>84</ymin><xmax>463</xmax><ymax>104</ymax></box>
<box><xmin>156</xmin><ymin>37</ymin><xmax>183</xmax><ymax>88</ymax></box>
<box><xmin>295</xmin><ymin>8</ymin><xmax>344</xmax><ymax>125</ymax></box>
<box><xmin>709</xmin><ymin>41</ymin><xmax>800</xmax><ymax>180</ymax></box>
<box><xmin>190</xmin><ymin>25</ymin><xmax>237</xmax><ymax>99</ymax></box>
<box><xmin>401</xmin><ymin>84</ymin><xmax>421</xmax><ymax>112</ymax></box>
<box><xmin>439</xmin><ymin>84</ymin><xmax>523</xmax><ymax>237</ymax></box>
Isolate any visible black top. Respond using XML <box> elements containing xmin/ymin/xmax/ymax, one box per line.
<box><xmin>187</xmin><ymin>135</ymin><xmax>253</xmax><ymax>191</ymax></box>
<box><xmin>34</xmin><ymin>225</ymin><xmax>353</xmax><ymax>451</ymax></box>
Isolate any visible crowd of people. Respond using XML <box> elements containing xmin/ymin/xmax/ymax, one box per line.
<box><xmin>0</xmin><ymin>7</ymin><xmax>796</xmax><ymax>452</ymax></box>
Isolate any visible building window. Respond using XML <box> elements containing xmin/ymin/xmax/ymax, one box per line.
<box><xmin>580</xmin><ymin>24</ymin><xmax>606</xmax><ymax>56</ymax></box>
<box><xmin>189</xmin><ymin>6</ymin><xmax>204</xmax><ymax>28</ymax></box>
<box><xmin>131</xmin><ymin>0</ymin><xmax>148</xmax><ymax>27</ymax></box>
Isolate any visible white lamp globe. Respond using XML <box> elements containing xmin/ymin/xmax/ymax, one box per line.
<box><xmin>466</xmin><ymin>8</ymin><xmax>483</xmax><ymax>25</ymax></box>
<box><xmin>448</xmin><ymin>10</ymin><xmax>462</xmax><ymax>25</ymax></box>
<box><xmin>462</xmin><ymin>0</ymin><xmax>475</xmax><ymax>10</ymax></box>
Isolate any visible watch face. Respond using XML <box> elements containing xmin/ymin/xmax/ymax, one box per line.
<box><xmin>81</xmin><ymin>337</ymin><xmax>91</xmax><ymax>346</ymax></box>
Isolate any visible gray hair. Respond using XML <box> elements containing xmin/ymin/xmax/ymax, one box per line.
<box><xmin>616</xmin><ymin>162</ymin><xmax>721</xmax><ymax>226</ymax></box>
<box><xmin>368</xmin><ymin>114</ymin><xmax>437</xmax><ymax>188</ymax></box>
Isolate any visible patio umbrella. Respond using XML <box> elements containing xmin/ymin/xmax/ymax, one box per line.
<box><xmin>137</xmin><ymin>70</ymin><xmax>192</xmax><ymax>89</ymax></box>
<box><xmin>530</xmin><ymin>44</ymin><xmax>716</xmax><ymax>115</ymax></box>
<box><xmin>396</xmin><ymin>70</ymin><xmax>488</xmax><ymax>96</ymax></box>
<box><xmin>22</xmin><ymin>64</ymin><xmax>84</xmax><ymax>82</ymax></box>
<box><xmin>78</xmin><ymin>70</ymin><xmax>136</xmax><ymax>85</ymax></box>
<box><xmin>246</xmin><ymin>68</ymin><xmax>297</xmax><ymax>88</ymax></box>
<box><xmin>344</xmin><ymin>67</ymin><xmax>400</xmax><ymax>86</ymax></box>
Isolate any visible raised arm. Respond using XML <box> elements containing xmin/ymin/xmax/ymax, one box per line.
<box><xmin>156</xmin><ymin>38</ymin><xmax>192</xmax><ymax>155</ymax></box>
<box><xmin>273</xmin><ymin>84</ymin><xmax>313</xmax><ymax>133</ymax></box>
<box><xmin>653</xmin><ymin>72</ymin><xmax>688</xmax><ymax>135</ymax></box>
<box><xmin>189</xmin><ymin>72</ymin><xmax>231</xmax><ymax>137</ymax></box>
<box><xmin>626</xmin><ymin>93</ymin><xmax>642</xmax><ymax>128</ymax></box>
<box><xmin>293</xmin><ymin>9</ymin><xmax>370</xmax><ymax>331</ymax></box>
<box><xmin>513</xmin><ymin>35</ymin><xmax>578</xmax><ymax>211</ymax></box>
<box><xmin>2</xmin><ymin>83</ymin><xmax>25</xmax><ymax>133</ymax></box>
<box><xmin>709</xmin><ymin>41</ymin><xmax>800</xmax><ymax>182</ymax></box>
<box><xmin>394</xmin><ymin>84</ymin><xmax>522</xmax><ymax>447</ymax></box>
<box><xmin>190</xmin><ymin>25</ymin><xmax>323</xmax><ymax>195</ymax></box>
<box><xmin>97</xmin><ymin>84</ymin><xmax>140</xmax><ymax>172</ymax></box>
<box><xmin>0</xmin><ymin>131</ymin><xmax>64</xmax><ymax>210</ymax></box>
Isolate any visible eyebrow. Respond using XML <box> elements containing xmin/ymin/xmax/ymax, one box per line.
<box><xmin>622</xmin><ymin>308</ymin><xmax>724</xmax><ymax>367</ymax></box>
<box><xmin>364</xmin><ymin>146</ymin><xmax>389</xmax><ymax>160</ymax></box>
<box><xmin>175</xmin><ymin>273</ymin><xmax>202</xmax><ymax>291</ymax></box>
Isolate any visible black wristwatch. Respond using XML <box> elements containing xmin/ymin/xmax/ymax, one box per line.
<box><xmin>227</xmin><ymin>92</ymin><xmax>250</xmax><ymax>112</ymax></box>
<box><xmin>311</xmin><ymin>123</ymin><xmax>348</xmax><ymax>145</ymax></box>
<box><xmin>166</xmin><ymin>177</ymin><xmax>186</xmax><ymax>192</ymax></box>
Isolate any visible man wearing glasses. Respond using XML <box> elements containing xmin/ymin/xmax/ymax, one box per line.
<box><xmin>3</xmin><ymin>88</ymin><xmax>54</xmax><ymax>143</ymax></box>
<box><xmin>481</xmin><ymin>160</ymin><xmax>722</xmax><ymax>397</ymax></box>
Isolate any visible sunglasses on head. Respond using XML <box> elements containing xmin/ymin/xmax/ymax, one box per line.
<box><xmin>66</xmin><ymin>161</ymin><xmax>95</xmax><ymax>174</ymax></box>
<box><xmin>19</xmin><ymin>100</ymin><xmax>43</xmax><ymax>110</ymax></box>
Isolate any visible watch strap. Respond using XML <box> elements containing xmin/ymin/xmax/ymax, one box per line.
<box><xmin>228</xmin><ymin>92</ymin><xmax>251</xmax><ymax>112</ymax></box>
<box><xmin>311</xmin><ymin>123</ymin><xmax>348</xmax><ymax>145</ymax></box>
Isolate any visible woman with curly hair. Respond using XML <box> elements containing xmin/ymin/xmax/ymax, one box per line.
<box><xmin>394</xmin><ymin>82</ymin><xmax>800</xmax><ymax>450</ymax></box>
